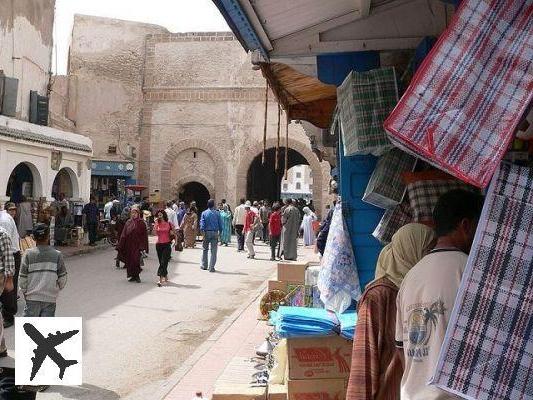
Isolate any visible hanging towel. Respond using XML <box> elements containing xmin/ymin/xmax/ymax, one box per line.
<box><xmin>338</xmin><ymin>67</ymin><xmax>398</xmax><ymax>156</ymax></box>
<box><xmin>384</xmin><ymin>0</ymin><xmax>533</xmax><ymax>188</ymax></box>
<box><xmin>318</xmin><ymin>202</ymin><xmax>361</xmax><ymax>313</ymax></box>
<box><xmin>431</xmin><ymin>162</ymin><xmax>533</xmax><ymax>400</ymax></box>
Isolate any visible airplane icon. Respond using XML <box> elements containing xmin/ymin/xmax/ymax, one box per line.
<box><xmin>23</xmin><ymin>323</ymin><xmax>79</xmax><ymax>381</ymax></box>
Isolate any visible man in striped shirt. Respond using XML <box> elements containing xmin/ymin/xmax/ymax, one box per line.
<box><xmin>0</xmin><ymin>227</ymin><xmax>14</xmax><ymax>358</ymax></box>
<box><xmin>19</xmin><ymin>224</ymin><xmax>67</xmax><ymax>317</ymax></box>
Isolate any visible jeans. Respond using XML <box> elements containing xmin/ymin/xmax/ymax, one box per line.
<box><xmin>262</xmin><ymin>224</ymin><xmax>269</xmax><ymax>242</ymax></box>
<box><xmin>235</xmin><ymin>225</ymin><xmax>244</xmax><ymax>251</ymax></box>
<box><xmin>202</xmin><ymin>231</ymin><xmax>219</xmax><ymax>270</ymax></box>
<box><xmin>1</xmin><ymin>252</ymin><xmax>20</xmax><ymax>322</ymax></box>
<box><xmin>156</xmin><ymin>242</ymin><xmax>171</xmax><ymax>277</ymax></box>
<box><xmin>23</xmin><ymin>301</ymin><xmax>56</xmax><ymax>317</ymax></box>
<box><xmin>245</xmin><ymin>231</ymin><xmax>255</xmax><ymax>257</ymax></box>
<box><xmin>270</xmin><ymin>235</ymin><xmax>280</xmax><ymax>259</ymax></box>
<box><xmin>87</xmin><ymin>222</ymin><xmax>97</xmax><ymax>244</ymax></box>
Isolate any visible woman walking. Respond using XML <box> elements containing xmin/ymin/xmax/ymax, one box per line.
<box><xmin>346</xmin><ymin>223</ymin><xmax>436</xmax><ymax>400</ymax></box>
<box><xmin>219</xmin><ymin>204</ymin><xmax>232</xmax><ymax>246</ymax></box>
<box><xmin>181</xmin><ymin>205</ymin><xmax>198</xmax><ymax>248</ymax></box>
<box><xmin>154</xmin><ymin>210</ymin><xmax>175</xmax><ymax>287</ymax></box>
<box><xmin>300</xmin><ymin>206</ymin><xmax>317</xmax><ymax>247</ymax></box>
<box><xmin>268</xmin><ymin>203</ymin><xmax>282</xmax><ymax>261</ymax></box>
<box><xmin>116</xmin><ymin>205</ymin><xmax>149</xmax><ymax>283</ymax></box>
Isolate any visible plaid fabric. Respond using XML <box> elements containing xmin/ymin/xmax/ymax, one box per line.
<box><xmin>384</xmin><ymin>0</ymin><xmax>533</xmax><ymax>188</ymax></box>
<box><xmin>338</xmin><ymin>67</ymin><xmax>398</xmax><ymax>156</ymax></box>
<box><xmin>431</xmin><ymin>163</ymin><xmax>533</xmax><ymax>400</ymax></box>
<box><xmin>0</xmin><ymin>229</ymin><xmax>15</xmax><ymax>275</ymax></box>
<box><xmin>407</xmin><ymin>179</ymin><xmax>476</xmax><ymax>222</ymax></box>
<box><xmin>363</xmin><ymin>148</ymin><xmax>417</xmax><ymax>209</ymax></box>
<box><xmin>372</xmin><ymin>201</ymin><xmax>413</xmax><ymax>245</ymax></box>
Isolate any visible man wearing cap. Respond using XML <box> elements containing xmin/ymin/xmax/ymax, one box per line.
<box><xmin>0</xmin><ymin>203</ymin><xmax>20</xmax><ymax>328</ymax></box>
<box><xmin>199</xmin><ymin>199</ymin><xmax>223</xmax><ymax>272</ymax></box>
<box><xmin>19</xmin><ymin>224</ymin><xmax>67</xmax><ymax>317</ymax></box>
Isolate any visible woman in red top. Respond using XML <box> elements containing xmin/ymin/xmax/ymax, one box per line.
<box><xmin>154</xmin><ymin>209</ymin><xmax>175</xmax><ymax>286</ymax></box>
<box><xmin>268</xmin><ymin>202</ymin><xmax>282</xmax><ymax>261</ymax></box>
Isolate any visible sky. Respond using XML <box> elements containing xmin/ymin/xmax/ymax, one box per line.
<box><xmin>53</xmin><ymin>0</ymin><xmax>230</xmax><ymax>74</ymax></box>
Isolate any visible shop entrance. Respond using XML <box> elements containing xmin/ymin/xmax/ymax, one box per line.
<box><xmin>52</xmin><ymin>168</ymin><xmax>78</xmax><ymax>200</ymax></box>
<box><xmin>247</xmin><ymin>147</ymin><xmax>309</xmax><ymax>202</ymax></box>
<box><xmin>6</xmin><ymin>162</ymin><xmax>40</xmax><ymax>202</ymax></box>
<box><xmin>179</xmin><ymin>181</ymin><xmax>211</xmax><ymax>213</ymax></box>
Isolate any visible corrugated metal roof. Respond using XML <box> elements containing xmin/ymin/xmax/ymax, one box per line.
<box><xmin>250</xmin><ymin>0</ymin><xmax>357</xmax><ymax>40</ymax></box>
<box><xmin>0</xmin><ymin>125</ymin><xmax>92</xmax><ymax>153</ymax></box>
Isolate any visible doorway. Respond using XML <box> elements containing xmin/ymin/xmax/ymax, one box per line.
<box><xmin>6</xmin><ymin>163</ymin><xmax>37</xmax><ymax>202</ymax></box>
<box><xmin>179</xmin><ymin>181</ymin><xmax>211</xmax><ymax>213</ymax></box>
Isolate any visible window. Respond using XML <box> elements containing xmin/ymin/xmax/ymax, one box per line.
<box><xmin>107</xmin><ymin>145</ymin><xmax>117</xmax><ymax>154</ymax></box>
<box><xmin>296</xmin><ymin>182</ymin><xmax>301</xmax><ymax>190</ymax></box>
<box><xmin>296</xmin><ymin>172</ymin><xmax>302</xmax><ymax>178</ymax></box>
<box><xmin>193</xmin><ymin>151</ymin><xmax>197</xmax><ymax>158</ymax></box>
<box><xmin>283</xmin><ymin>184</ymin><xmax>288</xmax><ymax>191</ymax></box>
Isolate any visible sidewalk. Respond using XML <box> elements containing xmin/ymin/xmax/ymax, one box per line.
<box><xmin>58</xmin><ymin>241</ymin><xmax>111</xmax><ymax>258</ymax></box>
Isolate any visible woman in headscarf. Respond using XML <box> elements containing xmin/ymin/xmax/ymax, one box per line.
<box><xmin>219</xmin><ymin>204</ymin><xmax>232</xmax><ymax>246</ymax></box>
<box><xmin>346</xmin><ymin>223</ymin><xmax>436</xmax><ymax>400</ymax></box>
<box><xmin>180</xmin><ymin>204</ymin><xmax>198</xmax><ymax>248</ymax></box>
<box><xmin>116</xmin><ymin>205</ymin><xmax>149</xmax><ymax>283</ymax></box>
<box><xmin>300</xmin><ymin>206</ymin><xmax>317</xmax><ymax>247</ymax></box>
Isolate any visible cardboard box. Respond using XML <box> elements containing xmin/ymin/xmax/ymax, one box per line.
<box><xmin>277</xmin><ymin>262</ymin><xmax>308</xmax><ymax>284</ymax></box>
<box><xmin>268</xmin><ymin>280</ymin><xmax>289</xmax><ymax>292</ymax></box>
<box><xmin>268</xmin><ymin>384</ymin><xmax>288</xmax><ymax>400</ymax></box>
<box><xmin>287</xmin><ymin>378</ymin><xmax>346</xmax><ymax>400</ymax></box>
<box><xmin>212</xmin><ymin>385</ymin><xmax>266</xmax><ymax>400</ymax></box>
<box><xmin>287</xmin><ymin>336</ymin><xmax>353</xmax><ymax>380</ymax></box>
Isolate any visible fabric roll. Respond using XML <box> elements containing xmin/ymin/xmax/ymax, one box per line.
<box><xmin>384</xmin><ymin>0</ymin><xmax>533</xmax><ymax>188</ymax></box>
<box><xmin>431</xmin><ymin>162</ymin><xmax>533</xmax><ymax>400</ymax></box>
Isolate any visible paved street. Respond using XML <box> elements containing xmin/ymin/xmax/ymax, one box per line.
<box><xmin>4</xmin><ymin>237</ymin><xmax>287</xmax><ymax>399</ymax></box>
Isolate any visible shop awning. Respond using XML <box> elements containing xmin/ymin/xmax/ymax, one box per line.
<box><xmin>91</xmin><ymin>160</ymin><xmax>135</xmax><ymax>177</ymax></box>
<box><xmin>261</xmin><ymin>63</ymin><xmax>337</xmax><ymax>128</ymax></box>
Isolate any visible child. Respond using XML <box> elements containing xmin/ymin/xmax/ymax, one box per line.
<box><xmin>19</xmin><ymin>223</ymin><xmax>67</xmax><ymax>317</ymax></box>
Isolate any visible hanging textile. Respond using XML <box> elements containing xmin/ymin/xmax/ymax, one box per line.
<box><xmin>372</xmin><ymin>201</ymin><xmax>413</xmax><ymax>245</ymax></box>
<box><xmin>384</xmin><ymin>0</ymin><xmax>533</xmax><ymax>188</ymax></box>
<box><xmin>318</xmin><ymin>202</ymin><xmax>361</xmax><ymax>313</ymax></box>
<box><xmin>362</xmin><ymin>147</ymin><xmax>417</xmax><ymax>209</ymax></box>
<box><xmin>431</xmin><ymin>162</ymin><xmax>533</xmax><ymax>400</ymax></box>
<box><xmin>337</xmin><ymin>67</ymin><xmax>397</xmax><ymax>156</ymax></box>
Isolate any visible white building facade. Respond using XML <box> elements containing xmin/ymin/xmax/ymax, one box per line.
<box><xmin>281</xmin><ymin>164</ymin><xmax>313</xmax><ymax>201</ymax></box>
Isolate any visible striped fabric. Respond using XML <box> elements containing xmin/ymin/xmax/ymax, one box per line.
<box><xmin>431</xmin><ymin>163</ymin><xmax>533</xmax><ymax>400</ymax></box>
<box><xmin>363</xmin><ymin>148</ymin><xmax>417</xmax><ymax>209</ymax></box>
<box><xmin>372</xmin><ymin>201</ymin><xmax>413</xmax><ymax>245</ymax></box>
<box><xmin>384</xmin><ymin>0</ymin><xmax>533</xmax><ymax>188</ymax></box>
<box><xmin>338</xmin><ymin>67</ymin><xmax>397</xmax><ymax>156</ymax></box>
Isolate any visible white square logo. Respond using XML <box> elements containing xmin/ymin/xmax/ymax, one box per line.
<box><xmin>15</xmin><ymin>317</ymin><xmax>82</xmax><ymax>386</ymax></box>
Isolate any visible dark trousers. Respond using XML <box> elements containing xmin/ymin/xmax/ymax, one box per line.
<box><xmin>1</xmin><ymin>252</ymin><xmax>20</xmax><ymax>322</ymax></box>
<box><xmin>156</xmin><ymin>242</ymin><xmax>171</xmax><ymax>278</ymax></box>
<box><xmin>270</xmin><ymin>235</ymin><xmax>280</xmax><ymax>259</ymax></box>
<box><xmin>0</xmin><ymin>368</ymin><xmax>36</xmax><ymax>399</ymax></box>
<box><xmin>262</xmin><ymin>223</ymin><xmax>269</xmax><ymax>242</ymax></box>
<box><xmin>235</xmin><ymin>225</ymin><xmax>244</xmax><ymax>251</ymax></box>
<box><xmin>87</xmin><ymin>222</ymin><xmax>97</xmax><ymax>244</ymax></box>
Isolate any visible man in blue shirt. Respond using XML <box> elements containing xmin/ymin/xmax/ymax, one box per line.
<box><xmin>199</xmin><ymin>199</ymin><xmax>223</xmax><ymax>272</ymax></box>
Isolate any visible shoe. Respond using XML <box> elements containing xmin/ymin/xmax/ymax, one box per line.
<box><xmin>157</xmin><ymin>282</ymin><xmax>162</xmax><ymax>287</ymax></box>
<box><xmin>128</xmin><ymin>277</ymin><xmax>141</xmax><ymax>283</ymax></box>
<box><xmin>3</xmin><ymin>320</ymin><xmax>14</xmax><ymax>329</ymax></box>
<box><xmin>201</xmin><ymin>266</ymin><xmax>208</xmax><ymax>270</ymax></box>
<box><xmin>270</xmin><ymin>257</ymin><xmax>275</xmax><ymax>261</ymax></box>
<box><xmin>209</xmin><ymin>268</ymin><xmax>216</xmax><ymax>273</ymax></box>
<box><xmin>0</xmin><ymin>350</ymin><xmax>7</xmax><ymax>358</ymax></box>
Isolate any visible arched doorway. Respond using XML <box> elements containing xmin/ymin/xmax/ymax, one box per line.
<box><xmin>52</xmin><ymin>168</ymin><xmax>79</xmax><ymax>200</ymax></box>
<box><xmin>247</xmin><ymin>147</ymin><xmax>309</xmax><ymax>202</ymax></box>
<box><xmin>6</xmin><ymin>162</ymin><xmax>41</xmax><ymax>202</ymax></box>
<box><xmin>179</xmin><ymin>182</ymin><xmax>211</xmax><ymax>213</ymax></box>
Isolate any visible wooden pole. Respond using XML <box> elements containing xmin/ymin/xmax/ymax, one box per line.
<box><xmin>285</xmin><ymin>112</ymin><xmax>289</xmax><ymax>180</ymax></box>
<box><xmin>275</xmin><ymin>102</ymin><xmax>281</xmax><ymax>170</ymax></box>
<box><xmin>262</xmin><ymin>82</ymin><xmax>268</xmax><ymax>165</ymax></box>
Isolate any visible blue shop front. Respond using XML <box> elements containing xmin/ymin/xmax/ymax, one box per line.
<box><xmin>90</xmin><ymin>160</ymin><xmax>136</xmax><ymax>206</ymax></box>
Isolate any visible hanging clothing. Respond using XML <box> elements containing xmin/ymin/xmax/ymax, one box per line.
<box><xmin>116</xmin><ymin>217</ymin><xmax>148</xmax><ymax>279</ymax></box>
<box><xmin>181</xmin><ymin>211</ymin><xmax>198</xmax><ymax>248</ymax></box>
<box><xmin>17</xmin><ymin>202</ymin><xmax>33</xmax><ymax>238</ymax></box>
<box><xmin>346</xmin><ymin>223</ymin><xmax>436</xmax><ymax>400</ymax></box>
<box><xmin>281</xmin><ymin>204</ymin><xmax>300</xmax><ymax>261</ymax></box>
<box><xmin>219</xmin><ymin>210</ymin><xmax>232</xmax><ymax>244</ymax></box>
<box><xmin>300</xmin><ymin>207</ymin><xmax>317</xmax><ymax>246</ymax></box>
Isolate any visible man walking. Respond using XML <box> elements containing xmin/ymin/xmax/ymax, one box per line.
<box><xmin>82</xmin><ymin>196</ymin><xmax>99</xmax><ymax>246</ymax></box>
<box><xmin>244</xmin><ymin>202</ymin><xmax>259</xmax><ymax>259</ymax></box>
<box><xmin>259</xmin><ymin>201</ymin><xmax>271</xmax><ymax>243</ymax></box>
<box><xmin>396</xmin><ymin>189</ymin><xmax>483</xmax><ymax>399</ymax></box>
<box><xmin>200</xmin><ymin>199</ymin><xmax>223</xmax><ymax>272</ymax></box>
<box><xmin>282</xmin><ymin>199</ymin><xmax>301</xmax><ymax>261</ymax></box>
<box><xmin>19</xmin><ymin>223</ymin><xmax>67</xmax><ymax>317</ymax></box>
<box><xmin>176</xmin><ymin>202</ymin><xmax>187</xmax><ymax>226</ymax></box>
<box><xmin>0</xmin><ymin>203</ymin><xmax>20</xmax><ymax>328</ymax></box>
<box><xmin>0</xmin><ymin>226</ymin><xmax>14</xmax><ymax>356</ymax></box>
<box><xmin>233</xmin><ymin>198</ymin><xmax>246</xmax><ymax>252</ymax></box>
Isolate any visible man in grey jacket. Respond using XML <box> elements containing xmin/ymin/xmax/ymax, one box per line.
<box><xmin>19</xmin><ymin>224</ymin><xmax>67</xmax><ymax>317</ymax></box>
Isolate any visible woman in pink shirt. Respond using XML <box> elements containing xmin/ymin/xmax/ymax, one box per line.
<box><xmin>154</xmin><ymin>210</ymin><xmax>175</xmax><ymax>286</ymax></box>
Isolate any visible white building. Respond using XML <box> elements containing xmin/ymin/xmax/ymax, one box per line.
<box><xmin>281</xmin><ymin>164</ymin><xmax>313</xmax><ymax>200</ymax></box>
<box><xmin>0</xmin><ymin>0</ymin><xmax>92</xmax><ymax>204</ymax></box>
